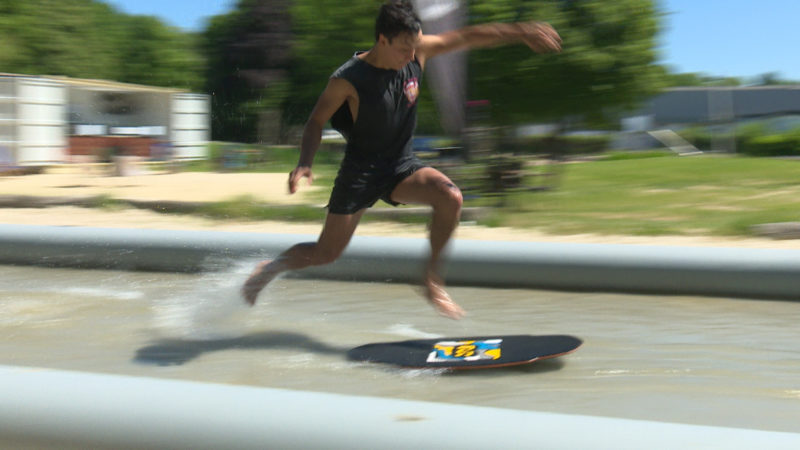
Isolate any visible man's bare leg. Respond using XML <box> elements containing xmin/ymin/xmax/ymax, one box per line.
<box><xmin>391</xmin><ymin>167</ymin><xmax>465</xmax><ymax>319</ymax></box>
<box><xmin>241</xmin><ymin>210</ymin><xmax>365</xmax><ymax>305</ymax></box>
<box><xmin>423</xmin><ymin>185</ymin><xmax>465</xmax><ymax>319</ymax></box>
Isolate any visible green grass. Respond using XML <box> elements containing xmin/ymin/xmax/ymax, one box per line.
<box><xmin>86</xmin><ymin>194</ymin><xmax>126</xmax><ymax>211</ymax></box>
<box><xmin>484</xmin><ymin>154</ymin><xmax>800</xmax><ymax>237</ymax></box>
<box><xmin>123</xmin><ymin>152</ymin><xmax>800</xmax><ymax>238</ymax></box>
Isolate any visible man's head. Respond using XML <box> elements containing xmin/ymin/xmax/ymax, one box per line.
<box><xmin>374</xmin><ymin>1</ymin><xmax>422</xmax><ymax>69</ymax></box>
<box><xmin>375</xmin><ymin>0</ymin><xmax>421</xmax><ymax>43</ymax></box>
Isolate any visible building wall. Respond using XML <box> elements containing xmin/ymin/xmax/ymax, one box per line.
<box><xmin>0</xmin><ymin>77</ymin><xmax>16</xmax><ymax>164</ymax></box>
<box><xmin>0</xmin><ymin>76</ymin><xmax>68</xmax><ymax>165</ymax></box>
<box><xmin>649</xmin><ymin>86</ymin><xmax>800</xmax><ymax>126</ymax></box>
<box><xmin>171</xmin><ymin>93</ymin><xmax>210</xmax><ymax>160</ymax></box>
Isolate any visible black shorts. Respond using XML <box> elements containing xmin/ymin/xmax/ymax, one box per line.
<box><xmin>327</xmin><ymin>156</ymin><xmax>428</xmax><ymax>215</ymax></box>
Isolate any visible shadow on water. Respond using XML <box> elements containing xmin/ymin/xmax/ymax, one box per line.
<box><xmin>133</xmin><ymin>331</ymin><xmax>348</xmax><ymax>366</ymax></box>
<box><xmin>135</xmin><ymin>330</ymin><xmax>571</xmax><ymax>376</ymax></box>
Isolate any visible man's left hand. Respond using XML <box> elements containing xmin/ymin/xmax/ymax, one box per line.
<box><xmin>519</xmin><ymin>21</ymin><xmax>562</xmax><ymax>53</ymax></box>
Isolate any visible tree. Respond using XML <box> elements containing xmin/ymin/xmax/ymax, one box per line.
<box><xmin>202</xmin><ymin>0</ymin><xmax>292</xmax><ymax>142</ymax></box>
<box><xmin>114</xmin><ymin>16</ymin><xmax>204</xmax><ymax>90</ymax></box>
<box><xmin>283</xmin><ymin>0</ymin><xmax>378</xmax><ymax>127</ymax></box>
<box><xmin>659</xmin><ymin>69</ymin><xmax>742</xmax><ymax>88</ymax></box>
<box><xmin>467</xmin><ymin>0</ymin><xmax>663</xmax><ymax>126</ymax></box>
<box><xmin>0</xmin><ymin>0</ymin><xmax>202</xmax><ymax>90</ymax></box>
<box><xmin>754</xmin><ymin>72</ymin><xmax>799</xmax><ymax>86</ymax></box>
<box><xmin>0</xmin><ymin>0</ymin><xmax>120</xmax><ymax>79</ymax></box>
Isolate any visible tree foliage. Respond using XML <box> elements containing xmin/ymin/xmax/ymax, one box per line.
<box><xmin>467</xmin><ymin>0</ymin><xmax>663</xmax><ymax>126</ymax></box>
<box><xmin>201</xmin><ymin>0</ymin><xmax>292</xmax><ymax>142</ymax></box>
<box><xmin>284</xmin><ymin>0</ymin><xmax>379</xmax><ymax>126</ymax></box>
<box><xmin>0</xmin><ymin>0</ymin><xmax>203</xmax><ymax>90</ymax></box>
<box><xmin>660</xmin><ymin>70</ymin><xmax>742</xmax><ymax>87</ymax></box>
<box><xmin>114</xmin><ymin>15</ymin><xmax>203</xmax><ymax>89</ymax></box>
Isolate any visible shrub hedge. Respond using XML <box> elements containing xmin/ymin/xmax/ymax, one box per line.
<box><xmin>678</xmin><ymin>125</ymin><xmax>800</xmax><ymax>156</ymax></box>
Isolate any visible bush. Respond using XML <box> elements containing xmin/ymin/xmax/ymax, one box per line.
<box><xmin>679</xmin><ymin>124</ymin><xmax>800</xmax><ymax>156</ymax></box>
<box><xmin>740</xmin><ymin>133</ymin><xmax>800</xmax><ymax>157</ymax></box>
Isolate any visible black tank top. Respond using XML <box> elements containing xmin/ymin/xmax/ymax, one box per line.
<box><xmin>330</xmin><ymin>53</ymin><xmax>422</xmax><ymax>167</ymax></box>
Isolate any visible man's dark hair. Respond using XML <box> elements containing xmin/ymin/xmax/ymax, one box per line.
<box><xmin>375</xmin><ymin>0</ymin><xmax>421</xmax><ymax>42</ymax></box>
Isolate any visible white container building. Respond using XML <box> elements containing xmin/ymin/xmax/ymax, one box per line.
<box><xmin>0</xmin><ymin>73</ymin><xmax>210</xmax><ymax>167</ymax></box>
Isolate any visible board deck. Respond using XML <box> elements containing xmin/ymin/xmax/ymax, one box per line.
<box><xmin>347</xmin><ymin>334</ymin><xmax>582</xmax><ymax>370</ymax></box>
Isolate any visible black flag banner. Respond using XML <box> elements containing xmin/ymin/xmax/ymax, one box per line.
<box><xmin>413</xmin><ymin>0</ymin><xmax>467</xmax><ymax>138</ymax></box>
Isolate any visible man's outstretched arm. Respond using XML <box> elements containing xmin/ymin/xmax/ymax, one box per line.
<box><xmin>417</xmin><ymin>21</ymin><xmax>561</xmax><ymax>65</ymax></box>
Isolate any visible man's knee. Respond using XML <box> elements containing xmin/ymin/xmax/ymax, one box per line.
<box><xmin>436</xmin><ymin>180</ymin><xmax>463</xmax><ymax>211</ymax></box>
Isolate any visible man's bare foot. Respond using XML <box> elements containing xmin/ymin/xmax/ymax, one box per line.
<box><xmin>423</xmin><ymin>275</ymin><xmax>465</xmax><ymax>320</ymax></box>
<box><xmin>241</xmin><ymin>260</ymin><xmax>280</xmax><ymax>306</ymax></box>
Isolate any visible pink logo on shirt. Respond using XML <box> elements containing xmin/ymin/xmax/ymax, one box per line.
<box><xmin>404</xmin><ymin>77</ymin><xmax>419</xmax><ymax>106</ymax></box>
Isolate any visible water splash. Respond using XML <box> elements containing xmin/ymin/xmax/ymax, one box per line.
<box><xmin>150</xmin><ymin>259</ymin><xmax>262</xmax><ymax>339</ymax></box>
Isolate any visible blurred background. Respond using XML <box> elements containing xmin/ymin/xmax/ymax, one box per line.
<box><xmin>1</xmin><ymin>0</ymin><xmax>799</xmax><ymax>237</ymax></box>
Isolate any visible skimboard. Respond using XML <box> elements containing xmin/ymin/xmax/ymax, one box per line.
<box><xmin>347</xmin><ymin>334</ymin><xmax>581</xmax><ymax>370</ymax></box>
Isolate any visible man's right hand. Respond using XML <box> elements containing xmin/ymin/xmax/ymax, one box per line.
<box><xmin>288</xmin><ymin>165</ymin><xmax>313</xmax><ymax>194</ymax></box>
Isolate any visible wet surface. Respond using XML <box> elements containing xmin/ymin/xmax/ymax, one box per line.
<box><xmin>2</xmin><ymin>262</ymin><xmax>800</xmax><ymax>432</ymax></box>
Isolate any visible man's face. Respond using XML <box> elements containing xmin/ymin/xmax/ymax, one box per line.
<box><xmin>382</xmin><ymin>30</ymin><xmax>421</xmax><ymax>70</ymax></box>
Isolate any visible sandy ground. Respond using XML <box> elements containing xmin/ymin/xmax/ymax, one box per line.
<box><xmin>2</xmin><ymin>167</ymin><xmax>799</xmax><ymax>248</ymax></box>
<box><xmin>0</xmin><ymin>170</ymin><xmax>323</xmax><ymax>204</ymax></box>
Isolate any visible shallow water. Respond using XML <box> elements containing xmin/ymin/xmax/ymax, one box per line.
<box><xmin>1</xmin><ymin>262</ymin><xmax>799</xmax><ymax>433</ymax></box>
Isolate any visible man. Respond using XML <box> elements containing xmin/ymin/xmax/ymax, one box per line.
<box><xmin>242</xmin><ymin>0</ymin><xmax>561</xmax><ymax>319</ymax></box>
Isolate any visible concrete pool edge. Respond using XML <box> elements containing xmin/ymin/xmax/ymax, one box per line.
<box><xmin>1</xmin><ymin>224</ymin><xmax>799</xmax><ymax>300</ymax></box>
<box><xmin>2</xmin><ymin>365</ymin><xmax>800</xmax><ymax>449</ymax></box>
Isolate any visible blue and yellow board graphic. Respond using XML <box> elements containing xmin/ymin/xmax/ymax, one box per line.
<box><xmin>427</xmin><ymin>339</ymin><xmax>502</xmax><ymax>363</ymax></box>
